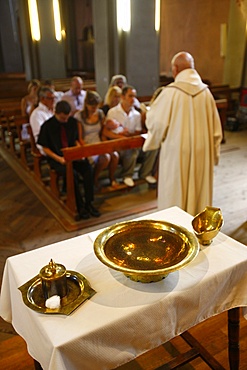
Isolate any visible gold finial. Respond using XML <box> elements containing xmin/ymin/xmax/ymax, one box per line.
<box><xmin>48</xmin><ymin>259</ymin><xmax>56</xmax><ymax>274</ymax></box>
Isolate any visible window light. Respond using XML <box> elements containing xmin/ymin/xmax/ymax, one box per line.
<box><xmin>117</xmin><ymin>0</ymin><xmax>131</xmax><ymax>32</ymax></box>
<box><xmin>28</xmin><ymin>0</ymin><xmax>40</xmax><ymax>41</ymax></box>
<box><xmin>155</xmin><ymin>0</ymin><xmax>160</xmax><ymax>32</ymax></box>
<box><xmin>53</xmin><ymin>0</ymin><xmax>62</xmax><ymax>41</ymax></box>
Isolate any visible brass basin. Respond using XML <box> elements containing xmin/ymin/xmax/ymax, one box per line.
<box><xmin>192</xmin><ymin>206</ymin><xmax>224</xmax><ymax>246</ymax></box>
<box><xmin>94</xmin><ymin>220</ymin><xmax>199</xmax><ymax>283</ymax></box>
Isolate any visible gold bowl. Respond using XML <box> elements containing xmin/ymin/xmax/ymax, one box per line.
<box><xmin>94</xmin><ymin>220</ymin><xmax>199</xmax><ymax>283</ymax></box>
<box><xmin>192</xmin><ymin>206</ymin><xmax>224</xmax><ymax>246</ymax></box>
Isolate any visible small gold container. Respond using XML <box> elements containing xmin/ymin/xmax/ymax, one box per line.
<box><xmin>39</xmin><ymin>259</ymin><xmax>68</xmax><ymax>300</ymax></box>
<box><xmin>192</xmin><ymin>206</ymin><xmax>224</xmax><ymax>246</ymax></box>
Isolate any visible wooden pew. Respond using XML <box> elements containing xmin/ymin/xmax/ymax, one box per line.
<box><xmin>51</xmin><ymin>78</ymin><xmax>96</xmax><ymax>92</ymax></box>
<box><xmin>0</xmin><ymin>77</ymin><xmax>96</xmax><ymax>105</ymax></box>
<box><xmin>0</xmin><ymin>75</ymin><xmax>28</xmax><ymax>100</ymax></box>
<box><xmin>62</xmin><ymin>136</ymin><xmax>145</xmax><ymax>218</ymax></box>
<box><xmin>210</xmin><ymin>85</ymin><xmax>240</xmax><ymax>116</ymax></box>
<box><xmin>0</xmin><ymin>115</ymin><xmax>28</xmax><ymax>160</ymax></box>
<box><xmin>27</xmin><ymin>124</ymin><xmax>61</xmax><ymax>198</ymax></box>
<box><xmin>60</xmin><ymin>97</ymin><xmax>227</xmax><ymax>220</ymax></box>
<box><xmin>0</xmin><ymin>81</ymin><xmax>229</xmax><ymax>223</ymax></box>
<box><xmin>0</xmin><ymin>116</ymin><xmax>9</xmax><ymax>146</ymax></box>
<box><xmin>60</xmin><ymin>97</ymin><xmax>227</xmax><ymax>219</ymax></box>
<box><xmin>0</xmin><ymin>115</ymin><xmax>19</xmax><ymax>151</ymax></box>
<box><xmin>27</xmin><ymin>124</ymin><xmax>51</xmax><ymax>182</ymax></box>
<box><xmin>215</xmin><ymin>99</ymin><xmax>228</xmax><ymax>143</ymax></box>
<box><xmin>0</xmin><ymin>107</ymin><xmax>22</xmax><ymax>116</ymax></box>
<box><xmin>13</xmin><ymin>115</ymin><xmax>30</xmax><ymax>167</ymax></box>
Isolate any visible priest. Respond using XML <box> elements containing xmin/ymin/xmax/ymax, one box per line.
<box><xmin>143</xmin><ymin>51</ymin><xmax>222</xmax><ymax>215</ymax></box>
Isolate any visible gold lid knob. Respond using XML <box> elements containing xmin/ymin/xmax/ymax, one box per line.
<box><xmin>39</xmin><ymin>259</ymin><xmax>66</xmax><ymax>280</ymax></box>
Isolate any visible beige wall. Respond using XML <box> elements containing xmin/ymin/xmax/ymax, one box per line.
<box><xmin>160</xmin><ymin>0</ymin><xmax>230</xmax><ymax>85</ymax></box>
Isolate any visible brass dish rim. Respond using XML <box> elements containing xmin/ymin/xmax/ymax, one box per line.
<box><xmin>94</xmin><ymin>220</ymin><xmax>199</xmax><ymax>277</ymax></box>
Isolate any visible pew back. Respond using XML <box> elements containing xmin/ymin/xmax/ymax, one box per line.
<box><xmin>62</xmin><ymin>136</ymin><xmax>145</xmax><ymax>216</ymax></box>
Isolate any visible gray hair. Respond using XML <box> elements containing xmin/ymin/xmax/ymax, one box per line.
<box><xmin>110</xmin><ymin>74</ymin><xmax>127</xmax><ymax>87</ymax></box>
<box><xmin>39</xmin><ymin>87</ymin><xmax>54</xmax><ymax>99</ymax></box>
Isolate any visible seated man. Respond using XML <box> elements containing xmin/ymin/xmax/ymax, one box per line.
<box><xmin>62</xmin><ymin>76</ymin><xmax>86</xmax><ymax>115</ymax></box>
<box><xmin>43</xmin><ymin>79</ymin><xmax>64</xmax><ymax>105</ymax></box>
<box><xmin>37</xmin><ymin>100</ymin><xmax>100</xmax><ymax>219</ymax></box>
<box><xmin>103</xmin><ymin>85</ymin><xmax>157</xmax><ymax>187</ymax></box>
<box><xmin>29</xmin><ymin>87</ymin><xmax>55</xmax><ymax>154</ymax></box>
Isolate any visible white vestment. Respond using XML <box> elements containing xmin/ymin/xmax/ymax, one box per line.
<box><xmin>143</xmin><ymin>69</ymin><xmax>222</xmax><ymax>216</ymax></box>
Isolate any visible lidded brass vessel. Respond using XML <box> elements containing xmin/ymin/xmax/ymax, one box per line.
<box><xmin>39</xmin><ymin>259</ymin><xmax>67</xmax><ymax>299</ymax></box>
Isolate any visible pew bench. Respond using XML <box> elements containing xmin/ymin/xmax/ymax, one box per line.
<box><xmin>27</xmin><ymin>124</ymin><xmax>48</xmax><ymax>181</ymax></box>
<box><xmin>210</xmin><ymin>85</ymin><xmax>240</xmax><ymax>117</ymax></box>
<box><xmin>0</xmin><ymin>90</ymin><xmax>229</xmax><ymax>223</ymax></box>
<box><xmin>62</xmin><ymin>136</ymin><xmax>146</xmax><ymax>219</ymax></box>
<box><xmin>17</xmin><ymin>132</ymin><xmax>147</xmax><ymax>220</ymax></box>
<box><xmin>0</xmin><ymin>115</ymin><xmax>30</xmax><ymax>166</ymax></box>
<box><xmin>25</xmin><ymin>130</ymin><xmax>148</xmax><ymax>219</ymax></box>
<box><xmin>0</xmin><ymin>117</ymin><xmax>68</xmax><ymax>202</ymax></box>
<box><xmin>0</xmin><ymin>107</ymin><xmax>22</xmax><ymax>117</ymax></box>
<box><xmin>0</xmin><ymin>115</ymin><xmax>22</xmax><ymax>152</ymax></box>
<box><xmin>51</xmin><ymin>78</ymin><xmax>96</xmax><ymax>92</ymax></box>
<box><xmin>0</xmin><ymin>116</ymin><xmax>9</xmax><ymax>146</ymax></box>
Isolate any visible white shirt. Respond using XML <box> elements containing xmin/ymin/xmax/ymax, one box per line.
<box><xmin>53</xmin><ymin>90</ymin><xmax>64</xmax><ymax>104</ymax></box>
<box><xmin>106</xmin><ymin>104</ymin><xmax>142</xmax><ymax>134</ymax></box>
<box><xmin>30</xmin><ymin>102</ymin><xmax>53</xmax><ymax>154</ymax></box>
<box><xmin>30</xmin><ymin>103</ymin><xmax>53</xmax><ymax>143</ymax></box>
<box><xmin>62</xmin><ymin>89</ymin><xmax>86</xmax><ymax>113</ymax></box>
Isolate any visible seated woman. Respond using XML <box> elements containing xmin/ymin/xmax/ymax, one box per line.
<box><xmin>74</xmin><ymin>90</ymin><xmax>119</xmax><ymax>189</ymax></box>
<box><xmin>20</xmin><ymin>79</ymin><xmax>40</xmax><ymax>139</ymax></box>
<box><xmin>101</xmin><ymin>85</ymin><xmax>121</xmax><ymax>116</ymax></box>
<box><xmin>21</xmin><ymin>79</ymin><xmax>41</xmax><ymax>117</ymax></box>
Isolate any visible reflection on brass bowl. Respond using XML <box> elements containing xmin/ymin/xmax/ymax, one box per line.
<box><xmin>94</xmin><ymin>220</ymin><xmax>199</xmax><ymax>283</ymax></box>
<box><xmin>192</xmin><ymin>206</ymin><xmax>224</xmax><ymax>246</ymax></box>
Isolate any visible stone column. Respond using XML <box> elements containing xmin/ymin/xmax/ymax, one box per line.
<box><xmin>92</xmin><ymin>0</ymin><xmax>160</xmax><ymax>99</ymax></box>
<box><xmin>223</xmin><ymin>0</ymin><xmax>246</xmax><ymax>87</ymax></box>
<box><xmin>0</xmin><ymin>0</ymin><xmax>23</xmax><ymax>73</ymax></box>
<box><xmin>19</xmin><ymin>0</ymin><xmax>66</xmax><ymax>80</ymax></box>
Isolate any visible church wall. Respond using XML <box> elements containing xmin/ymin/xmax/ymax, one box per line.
<box><xmin>1</xmin><ymin>0</ymin><xmax>246</xmax><ymax>89</ymax></box>
<box><xmin>160</xmin><ymin>0</ymin><xmax>231</xmax><ymax>85</ymax></box>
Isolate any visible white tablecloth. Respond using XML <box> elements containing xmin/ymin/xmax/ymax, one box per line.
<box><xmin>1</xmin><ymin>206</ymin><xmax>247</xmax><ymax>370</ymax></box>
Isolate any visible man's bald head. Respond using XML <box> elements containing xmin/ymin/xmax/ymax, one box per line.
<box><xmin>171</xmin><ymin>52</ymin><xmax>194</xmax><ymax>78</ymax></box>
<box><xmin>71</xmin><ymin>76</ymin><xmax>83</xmax><ymax>96</ymax></box>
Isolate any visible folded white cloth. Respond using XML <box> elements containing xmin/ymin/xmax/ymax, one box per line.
<box><xmin>45</xmin><ymin>295</ymin><xmax>61</xmax><ymax>309</ymax></box>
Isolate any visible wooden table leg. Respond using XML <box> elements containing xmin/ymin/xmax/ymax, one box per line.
<box><xmin>228</xmin><ymin>307</ymin><xmax>240</xmax><ymax>370</ymax></box>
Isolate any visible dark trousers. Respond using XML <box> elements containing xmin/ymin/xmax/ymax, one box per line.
<box><xmin>49</xmin><ymin>158</ymin><xmax>94</xmax><ymax>212</ymax></box>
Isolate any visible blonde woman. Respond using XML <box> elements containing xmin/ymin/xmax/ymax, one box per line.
<box><xmin>21</xmin><ymin>79</ymin><xmax>40</xmax><ymax>117</ymax></box>
<box><xmin>20</xmin><ymin>79</ymin><xmax>40</xmax><ymax>139</ymax></box>
<box><xmin>102</xmin><ymin>85</ymin><xmax>121</xmax><ymax>116</ymax></box>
